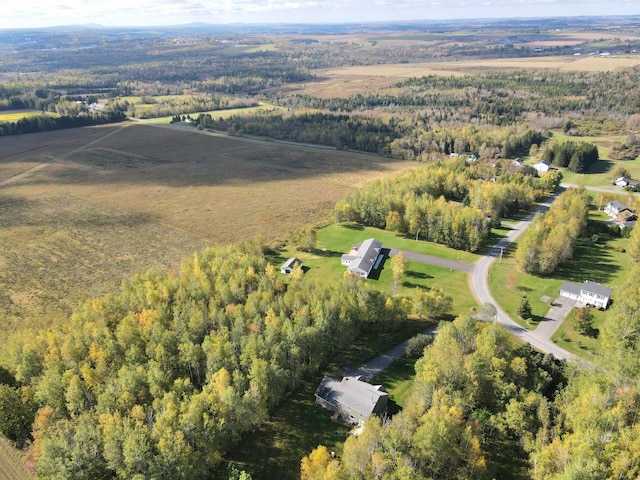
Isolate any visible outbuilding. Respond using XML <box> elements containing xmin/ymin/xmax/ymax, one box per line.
<box><xmin>280</xmin><ymin>257</ymin><xmax>303</xmax><ymax>274</ymax></box>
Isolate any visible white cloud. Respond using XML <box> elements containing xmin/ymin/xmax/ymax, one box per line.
<box><xmin>1</xmin><ymin>0</ymin><xmax>640</xmax><ymax>28</ymax></box>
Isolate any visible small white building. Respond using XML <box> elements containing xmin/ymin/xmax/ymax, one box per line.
<box><xmin>559</xmin><ymin>280</ymin><xmax>613</xmax><ymax>310</ymax></box>
<box><xmin>533</xmin><ymin>160</ymin><xmax>551</xmax><ymax>174</ymax></box>
<box><xmin>615</xmin><ymin>176</ymin><xmax>639</xmax><ymax>188</ymax></box>
<box><xmin>280</xmin><ymin>257</ymin><xmax>302</xmax><ymax>274</ymax></box>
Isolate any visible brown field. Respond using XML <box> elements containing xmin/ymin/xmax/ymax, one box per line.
<box><xmin>294</xmin><ymin>54</ymin><xmax>640</xmax><ymax>96</ymax></box>
<box><xmin>0</xmin><ymin>437</ymin><xmax>32</xmax><ymax>480</ymax></box>
<box><xmin>0</xmin><ymin>122</ymin><xmax>415</xmax><ymax>340</ymax></box>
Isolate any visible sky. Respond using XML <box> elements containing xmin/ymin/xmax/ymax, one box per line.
<box><xmin>1</xmin><ymin>0</ymin><xmax>640</xmax><ymax>29</ymax></box>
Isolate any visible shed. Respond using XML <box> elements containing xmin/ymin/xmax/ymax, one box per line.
<box><xmin>280</xmin><ymin>257</ymin><xmax>302</xmax><ymax>274</ymax></box>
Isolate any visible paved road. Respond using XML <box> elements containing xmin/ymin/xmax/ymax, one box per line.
<box><xmin>561</xmin><ymin>182</ymin><xmax>640</xmax><ymax>196</ymax></box>
<box><xmin>470</xmin><ymin>191</ymin><xmax>574</xmax><ymax>360</ymax></box>
<box><xmin>345</xmin><ymin>326</ymin><xmax>437</xmax><ymax>381</ymax></box>
<box><xmin>387</xmin><ymin>247</ymin><xmax>475</xmax><ymax>273</ymax></box>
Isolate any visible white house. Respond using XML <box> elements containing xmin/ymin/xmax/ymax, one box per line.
<box><xmin>604</xmin><ymin>200</ymin><xmax>632</xmax><ymax>219</ymax></box>
<box><xmin>533</xmin><ymin>160</ymin><xmax>551</xmax><ymax>174</ymax></box>
<box><xmin>341</xmin><ymin>238</ymin><xmax>383</xmax><ymax>278</ymax></box>
<box><xmin>280</xmin><ymin>257</ymin><xmax>302</xmax><ymax>274</ymax></box>
<box><xmin>558</xmin><ymin>280</ymin><xmax>613</xmax><ymax>310</ymax></box>
<box><xmin>615</xmin><ymin>176</ymin><xmax>639</xmax><ymax>189</ymax></box>
<box><xmin>512</xmin><ymin>157</ymin><xmax>524</xmax><ymax>168</ymax></box>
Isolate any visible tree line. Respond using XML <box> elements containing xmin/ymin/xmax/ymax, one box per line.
<box><xmin>0</xmin><ymin>239</ymin><xmax>454</xmax><ymax>478</ymax></box>
<box><xmin>540</xmin><ymin>140</ymin><xmax>599</xmax><ymax>173</ymax></box>
<box><xmin>333</xmin><ymin>159</ymin><xmax>558</xmax><ymax>252</ymax></box>
<box><xmin>0</xmin><ymin>111</ymin><xmax>126</xmax><ymax>137</ymax></box>
<box><xmin>515</xmin><ymin>187</ymin><xmax>589</xmax><ymax>275</ymax></box>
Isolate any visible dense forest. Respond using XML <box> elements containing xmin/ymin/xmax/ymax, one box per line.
<box><xmin>516</xmin><ymin>187</ymin><xmax>590</xmax><ymax>275</ymax></box>
<box><xmin>0</xmin><ymin>241</ymin><xmax>414</xmax><ymax>478</ymax></box>
<box><xmin>333</xmin><ymin>159</ymin><xmax>561</xmax><ymax>251</ymax></box>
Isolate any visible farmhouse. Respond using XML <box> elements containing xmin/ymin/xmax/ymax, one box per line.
<box><xmin>341</xmin><ymin>238</ymin><xmax>383</xmax><ymax>278</ymax></box>
<box><xmin>280</xmin><ymin>257</ymin><xmax>302</xmax><ymax>274</ymax></box>
<box><xmin>315</xmin><ymin>375</ymin><xmax>388</xmax><ymax>425</ymax></box>
<box><xmin>558</xmin><ymin>280</ymin><xmax>613</xmax><ymax>310</ymax></box>
<box><xmin>534</xmin><ymin>159</ymin><xmax>551</xmax><ymax>174</ymax></box>
<box><xmin>614</xmin><ymin>176</ymin><xmax>639</xmax><ymax>188</ymax></box>
<box><xmin>604</xmin><ymin>200</ymin><xmax>633</xmax><ymax>218</ymax></box>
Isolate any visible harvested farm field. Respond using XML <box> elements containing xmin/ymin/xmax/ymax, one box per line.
<box><xmin>0</xmin><ymin>122</ymin><xmax>414</xmax><ymax>340</ymax></box>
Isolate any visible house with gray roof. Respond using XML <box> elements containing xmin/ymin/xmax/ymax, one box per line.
<box><xmin>341</xmin><ymin>238</ymin><xmax>383</xmax><ymax>278</ymax></box>
<box><xmin>615</xmin><ymin>176</ymin><xmax>639</xmax><ymax>188</ymax></box>
<box><xmin>604</xmin><ymin>200</ymin><xmax>632</xmax><ymax>219</ymax></box>
<box><xmin>534</xmin><ymin>159</ymin><xmax>551</xmax><ymax>174</ymax></box>
<box><xmin>315</xmin><ymin>375</ymin><xmax>388</xmax><ymax>425</ymax></box>
<box><xmin>559</xmin><ymin>280</ymin><xmax>613</xmax><ymax>309</ymax></box>
<box><xmin>280</xmin><ymin>257</ymin><xmax>302</xmax><ymax>274</ymax></box>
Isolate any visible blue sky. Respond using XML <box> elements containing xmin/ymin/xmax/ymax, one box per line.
<box><xmin>1</xmin><ymin>0</ymin><xmax>639</xmax><ymax>29</ymax></box>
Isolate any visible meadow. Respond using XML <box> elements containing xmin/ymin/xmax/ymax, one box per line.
<box><xmin>0</xmin><ymin>110</ymin><xmax>57</xmax><ymax>122</ymax></box>
<box><xmin>297</xmin><ymin>55</ymin><xmax>640</xmax><ymax>98</ymax></box>
<box><xmin>0</xmin><ymin>122</ymin><xmax>415</xmax><ymax>342</ymax></box>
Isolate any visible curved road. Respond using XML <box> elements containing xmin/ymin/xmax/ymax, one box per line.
<box><xmin>469</xmin><ymin>192</ymin><xmax>573</xmax><ymax>360</ymax></box>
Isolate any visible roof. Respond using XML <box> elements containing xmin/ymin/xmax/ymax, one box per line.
<box><xmin>315</xmin><ymin>375</ymin><xmax>388</xmax><ymax>418</ymax></box>
<box><xmin>535</xmin><ymin>160</ymin><xmax>551</xmax><ymax>167</ymax></box>
<box><xmin>342</xmin><ymin>238</ymin><xmax>382</xmax><ymax>276</ymax></box>
<box><xmin>607</xmin><ymin>200</ymin><xmax>630</xmax><ymax>213</ymax></box>
<box><xmin>559</xmin><ymin>281</ymin><xmax>583</xmax><ymax>297</ymax></box>
<box><xmin>560</xmin><ymin>280</ymin><xmax>612</xmax><ymax>299</ymax></box>
<box><xmin>582</xmin><ymin>281</ymin><xmax>613</xmax><ymax>298</ymax></box>
<box><xmin>281</xmin><ymin>257</ymin><xmax>302</xmax><ymax>269</ymax></box>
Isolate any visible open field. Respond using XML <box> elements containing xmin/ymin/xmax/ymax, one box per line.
<box><xmin>293</xmin><ymin>55</ymin><xmax>640</xmax><ymax>97</ymax></box>
<box><xmin>0</xmin><ymin>110</ymin><xmax>57</xmax><ymax>122</ymax></box>
<box><xmin>0</xmin><ymin>437</ymin><xmax>32</xmax><ymax>480</ymax></box>
<box><xmin>0</xmin><ymin>123</ymin><xmax>415</xmax><ymax>342</ymax></box>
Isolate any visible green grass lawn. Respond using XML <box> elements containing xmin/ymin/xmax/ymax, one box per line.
<box><xmin>489</xmin><ymin>228</ymin><xmax>631</xmax><ymax>337</ymax></box>
<box><xmin>370</xmin><ymin>355</ymin><xmax>417</xmax><ymax>411</ymax></box>
<box><xmin>271</xmin><ymin>224</ymin><xmax>479</xmax><ymax>317</ymax></box>
<box><xmin>551</xmin><ymin>307</ymin><xmax>607</xmax><ymax>358</ymax></box>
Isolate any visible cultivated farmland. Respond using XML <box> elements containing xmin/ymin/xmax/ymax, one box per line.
<box><xmin>0</xmin><ymin>122</ymin><xmax>415</xmax><ymax>342</ymax></box>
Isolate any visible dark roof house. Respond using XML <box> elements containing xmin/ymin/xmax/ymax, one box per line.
<box><xmin>315</xmin><ymin>375</ymin><xmax>388</xmax><ymax>425</ymax></box>
<box><xmin>341</xmin><ymin>238</ymin><xmax>383</xmax><ymax>278</ymax></box>
<box><xmin>604</xmin><ymin>200</ymin><xmax>632</xmax><ymax>218</ymax></box>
